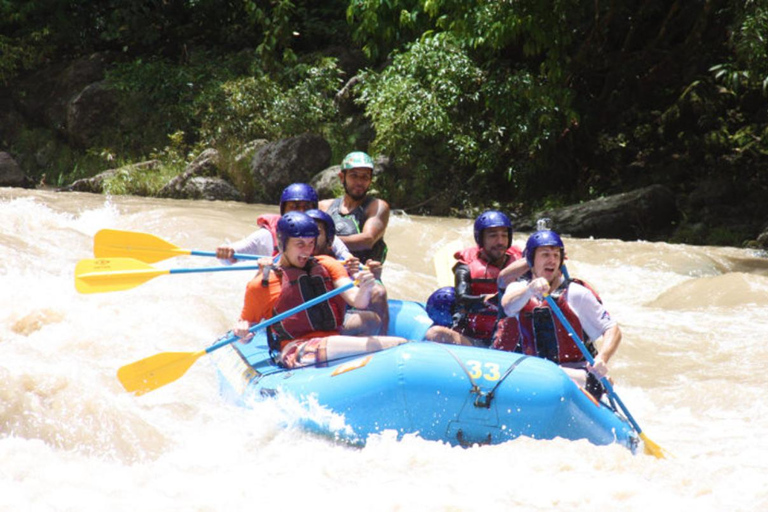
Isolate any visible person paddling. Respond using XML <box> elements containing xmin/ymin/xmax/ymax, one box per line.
<box><xmin>216</xmin><ymin>183</ymin><xmax>351</xmax><ymax>263</ymax></box>
<box><xmin>319</xmin><ymin>151</ymin><xmax>390</xmax><ymax>333</ymax></box>
<box><xmin>233</xmin><ymin>211</ymin><xmax>407</xmax><ymax>369</ymax></box>
<box><xmin>449</xmin><ymin>211</ymin><xmax>528</xmax><ymax>347</ymax></box>
<box><xmin>495</xmin><ymin>229</ymin><xmax>622</xmax><ymax>399</ymax></box>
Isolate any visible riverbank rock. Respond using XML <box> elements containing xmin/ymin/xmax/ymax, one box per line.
<box><xmin>166</xmin><ymin>176</ymin><xmax>243</xmax><ymax>201</ymax></box>
<box><xmin>250</xmin><ymin>134</ymin><xmax>331</xmax><ymax>200</ymax></box>
<box><xmin>517</xmin><ymin>184</ymin><xmax>679</xmax><ymax>240</ymax></box>
<box><xmin>66</xmin><ymin>80</ymin><xmax>118</xmax><ymax>148</ymax></box>
<box><xmin>158</xmin><ymin>149</ymin><xmax>242</xmax><ymax>201</ymax></box>
<box><xmin>0</xmin><ymin>152</ymin><xmax>34</xmax><ymax>188</ymax></box>
<box><xmin>63</xmin><ymin>160</ymin><xmax>160</xmax><ymax>193</ymax></box>
<box><xmin>13</xmin><ymin>53</ymin><xmax>115</xmax><ymax>144</ymax></box>
<box><xmin>755</xmin><ymin>225</ymin><xmax>768</xmax><ymax>249</ymax></box>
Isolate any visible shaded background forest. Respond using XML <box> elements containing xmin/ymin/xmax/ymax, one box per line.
<box><xmin>1</xmin><ymin>0</ymin><xmax>767</xmax><ymax>246</ymax></box>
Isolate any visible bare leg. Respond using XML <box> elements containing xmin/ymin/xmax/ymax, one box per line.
<box><xmin>341</xmin><ymin>310</ymin><xmax>381</xmax><ymax>336</ymax></box>
<box><xmin>368</xmin><ymin>283</ymin><xmax>389</xmax><ymax>335</ymax></box>
<box><xmin>324</xmin><ymin>335</ymin><xmax>407</xmax><ymax>361</ymax></box>
<box><xmin>425</xmin><ymin>326</ymin><xmax>474</xmax><ymax>346</ymax></box>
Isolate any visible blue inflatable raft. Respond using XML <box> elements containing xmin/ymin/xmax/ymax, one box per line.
<box><xmin>210</xmin><ymin>299</ymin><xmax>638</xmax><ymax>451</ymax></box>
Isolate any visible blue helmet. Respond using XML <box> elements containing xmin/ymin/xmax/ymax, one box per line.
<box><xmin>276</xmin><ymin>211</ymin><xmax>319</xmax><ymax>251</ymax></box>
<box><xmin>524</xmin><ymin>230</ymin><xmax>565</xmax><ymax>268</ymax></box>
<box><xmin>426</xmin><ymin>286</ymin><xmax>456</xmax><ymax>327</ymax></box>
<box><xmin>279</xmin><ymin>183</ymin><xmax>319</xmax><ymax>214</ymax></box>
<box><xmin>473</xmin><ymin>210</ymin><xmax>513</xmax><ymax>247</ymax></box>
<box><xmin>305</xmin><ymin>208</ymin><xmax>335</xmax><ymax>246</ymax></box>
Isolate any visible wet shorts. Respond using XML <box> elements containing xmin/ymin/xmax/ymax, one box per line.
<box><xmin>280</xmin><ymin>338</ymin><xmax>327</xmax><ymax>369</ymax></box>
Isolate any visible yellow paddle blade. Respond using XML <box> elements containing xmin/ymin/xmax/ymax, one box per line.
<box><xmin>433</xmin><ymin>240</ymin><xmax>464</xmax><ymax>287</ymax></box>
<box><xmin>117</xmin><ymin>350</ymin><xmax>207</xmax><ymax>395</ymax></box>
<box><xmin>75</xmin><ymin>258</ymin><xmax>169</xmax><ymax>294</ymax></box>
<box><xmin>641</xmin><ymin>432</ymin><xmax>668</xmax><ymax>459</ymax></box>
<box><xmin>94</xmin><ymin>229</ymin><xmax>191</xmax><ymax>263</ymax></box>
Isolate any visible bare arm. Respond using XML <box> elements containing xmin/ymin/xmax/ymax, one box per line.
<box><xmin>335</xmin><ymin>269</ymin><xmax>375</xmax><ymax>310</ymax></box>
<box><xmin>497</xmin><ymin>258</ymin><xmax>529</xmax><ymax>288</ymax></box>
<box><xmin>339</xmin><ymin>199</ymin><xmax>390</xmax><ymax>251</ymax></box>
<box><xmin>590</xmin><ymin>324</ymin><xmax>622</xmax><ymax>377</ymax></box>
<box><xmin>501</xmin><ymin>277</ymin><xmax>549</xmax><ymax>316</ymax></box>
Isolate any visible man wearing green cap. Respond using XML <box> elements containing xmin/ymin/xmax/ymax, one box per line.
<box><xmin>320</xmin><ymin>151</ymin><xmax>391</xmax><ymax>333</ymax></box>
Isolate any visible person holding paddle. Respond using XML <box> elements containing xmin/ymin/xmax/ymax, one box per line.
<box><xmin>450</xmin><ymin>211</ymin><xmax>528</xmax><ymax>347</ymax></box>
<box><xmin>216</xmin><ymin>183</ymin><xmax>351</xmax><ymax>263</ymax></box>
<box><xmin>495</xmin><ymin>229</ymin><xmax>622</xmax><ymax>400</ymax></box>
<box><xmin>320</xmin><ymin>151</ymin><xmax>390</xmax><ymax>333</ymax></box>
<box><xmin>233</xmin><ymin>211</ymin><xmax>407</xmax><ymax>369</ymax></box>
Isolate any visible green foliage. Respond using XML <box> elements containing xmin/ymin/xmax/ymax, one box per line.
<box><xmin>347</xmin><ymin>0</ymin><xmax>429</xmax><ymax>60</ymax></box>
<box><xmin>106</xmin><ymin>52</ymin><xmax>249</xmax><ymax>148</ymax></box>
<box><xmin>248</xmin><ymin>0</ymin><xmax>298</xmax><ymax>70</ymax></box>
<box><xmin>198</xmin><ymin>58</ymin><xmax>345</xmax><ymax>147</ymax></box>
<box><xmin>0</xmin><ymin>31</ymin><xmax>53</xmax><ymax>86</ymax></box>
<box><xmin>102</xmin><ymin>131</ymin><xmax>188</xmax><ymax>196</ymax></box>
<box><xmin>348</xmin><ymin>0</ymin><xmax>579</xmax><ymax>79</ymax></box>
<box><xmin>357</xmin><ymin>34</ymin><xmax>573</xmax><ymax>209</ymax></box>
<box><xmin>711</xmin><ymin>3</ymin><xmax>768</xmax><ymax>94</ymax></box>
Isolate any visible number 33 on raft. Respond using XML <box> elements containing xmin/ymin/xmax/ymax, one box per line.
<box><xmin>466</xmin><ymin>360</ymin><xmax>501</xmax><ymax>381</ymax></box>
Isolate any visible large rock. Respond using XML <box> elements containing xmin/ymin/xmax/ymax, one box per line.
<box><xmin>756</xmin><ymin>225</ymin><xmax>768</xmax><ymax>250</ymax></box>
<box><xmin>250</xmin><ymin>134</ymin><xmax>332</xmax><ymax>199</ymax></box>
<box><xmin>0</xmin><ymin>93</ymin><xmax>24</xmax><ymax>145</ymax></box>
<box><xmin>169</xmin><ymin>177</ymin><xmax>243</xmax><ymax>202</ymax></box>
<box><xmin>66</xmin><ymin>80</ymin><xmax>118</xmax><ymax>147</ymax></box>
<box><xmin>311</xmin><ymin>165</ymin><xmax>343</xmax><ymax>199</ymax></box>
<box><xmin>517</xmin><ymin>184</ymin><xmax>679</xmax><ymax>240</ymax></box>
<box><xmin>13</xmin><ymin>53</ymin><xmax>114</xmax><ymax>137</ymax></box>
<box><xmin>158</xmin><ymin>149</ymin><xmax>242</xmax><ymax>201</ymax></box>
<box><xmin>0</xmin><ymin>152</ymin><xmax>34</xmax><ymax>188</ymax></box>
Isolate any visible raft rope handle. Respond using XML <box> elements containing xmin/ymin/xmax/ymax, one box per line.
<box><xmin>481</xmin><ymin>355</ymin><xmax>527</xmax><ymax>408</ymax></box>
<box><xmin>438</xmin><ymin>345</ymin><xmax>527</xmax><ymax>408</ymax></box>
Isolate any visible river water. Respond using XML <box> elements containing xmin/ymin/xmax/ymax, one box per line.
<box><xmin>2</xmin><ymin>188</ymin><xmax>767</xmax><ymax>511</ymax></box>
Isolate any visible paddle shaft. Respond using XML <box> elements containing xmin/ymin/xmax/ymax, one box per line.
<box><xmin>190</xmin><ymin>250</ymin><xmax>266</xmax><ymax>261</ymax></box>
<box><xmin>168</xmin><ymin>264</ymin><xmax>260</xmax><ymax>275</ymax></box>
<box><xmin>205</xmin><ymin>280</ymin><xmax>356</xmax><ymax>355</ymax></box>
<box><xmin>543</xmin><ymin>294</ymin><xmax>646</xmax><ymax>437</ymax></box>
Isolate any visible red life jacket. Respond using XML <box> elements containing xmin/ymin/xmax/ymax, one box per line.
<box><xmin>256</xmin><ymin>214</ymin><xmax>280</xmax><ymax>256</ymax></box>
<box><xmin>515</xmin><ymin>278</ymin><xmax>600</xmax><ymax>364</ymax></box>
<box><xmin>268</xmin><ymin>256</ymin><xmax>347</xmax><ymax>350</ymax></box>
<box><xmin>453</xmin><ymin>246</ymin><xmax>522</xmax><ymax>342</ymax></box>
<box><xmin>490</xmin><ymin>315</ymin><xmax>521</xmax><ymax>353</ymax></box>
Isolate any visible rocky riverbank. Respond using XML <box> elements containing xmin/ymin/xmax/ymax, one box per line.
<box><xmin>2</xmin><ymin>53</ymin><xmax>766</xmax><ymax>250</ymax></box>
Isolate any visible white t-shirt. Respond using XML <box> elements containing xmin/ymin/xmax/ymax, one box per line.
<box><xmin>565</xmin><ymin>282</ymin><xmax>616</xmax><ymax>341</ymax></box>
<box><xmin>504</xmin><ymin>279</ymin><xmax>616</xmax><ymax>340</ymax></box>
<box><xmin>219</xmin><ymin>228</ymin><xmax>353</xmax><ymax>264</ymax></box>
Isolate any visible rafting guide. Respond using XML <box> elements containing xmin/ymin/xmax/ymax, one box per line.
<box><xmin>320</xmin><ymin>151</ymin><xmax>390</xmax><ymax>333</ymax></box>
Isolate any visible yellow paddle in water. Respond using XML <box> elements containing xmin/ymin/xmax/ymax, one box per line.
<box><xmin>433</xmin><ymin>240</ymin><xmax>463</xmax><ymax>287</ymax></box>
<box><xmin>75</xmin><ymin>257</ymin><xmax>261</xmax><ymax>294</ymax></box>
<box><xmin>117</xmin><ymin>281</ymin><xmax>356</xmax><ymax>395</ymax></box>
<box><xmin>94</xmin><ymin>228</ymin><xmax>266</xmax><ymax>263</ymax></box>
<box><xmin>543</xmin><ymin>294</ymin><xmax>668</xmax><ymax>459</ymax></box>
